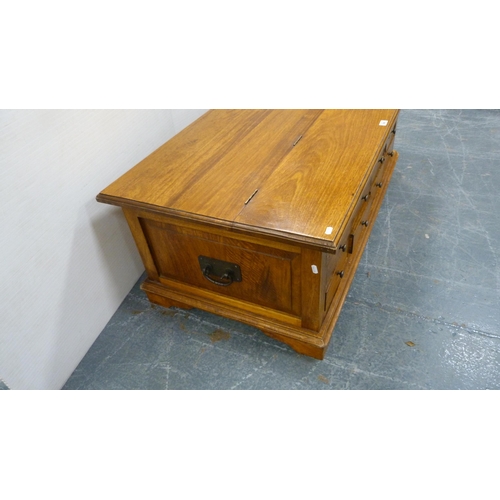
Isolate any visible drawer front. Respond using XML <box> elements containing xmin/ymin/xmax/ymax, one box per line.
<box><xmin>344</xmin><ymin>150</ymin><xmax>385</xmax><ymax>248</ymax></box>
<box><xmin>324</xmin><ymin>241</ymin><xmax>349</xmax><ymax>312</ymax></box>
<box><xmin>323</xmin><ymin>142</ymin><xmax>395</xmax><ymax>313</ymax></box>
<box><xmin>139</xmin><ymin>218</ymin><xmax>301</xmax><ymax>315</ymax></box>
<box><xmin>348</xmin><ymin>175</ymin><xmax>374</xmax><ymax>243</ymax></box>
<box><xmin>346</xmin><ymin>144</ymin><xmax>390</xmax><ymax>253</ymax></box>
<box><xmin>385</xmin><ymin>122</ymin><xmax>397</xmax><ymax>154</ymax></box>
<box><xmin>349</xmin><ymin>207</ymin><xmax>372</xmax><ymax>258</ymax></box>
<box><xmin>349</xmin><ymin>180</ymin><xmax>375</xmax><ymax>254</ymax></box>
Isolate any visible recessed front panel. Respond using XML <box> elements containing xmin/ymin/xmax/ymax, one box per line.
<box><xmin>139</xmin><ymin>217</ymin><xmax>301</xmax><ymax>315</ymax></box>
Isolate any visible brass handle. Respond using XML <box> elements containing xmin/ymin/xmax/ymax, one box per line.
<box><xmin>198</xmin><ymin>256</ymin><xmax>242</xmax><ymax>285</ymax></box>
<box><xmin>203</xmin><ymin>265</ymin><xmax>234</xmax><ymax>286</ymax></box>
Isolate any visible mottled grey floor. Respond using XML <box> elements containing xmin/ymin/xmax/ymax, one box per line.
<box><xmin>64</xmin><ymin>109</ymin><xmax>500</xmax><ymax>390</ymax></box>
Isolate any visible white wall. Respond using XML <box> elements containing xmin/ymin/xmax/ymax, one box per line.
<box><xmin>0</xmin><ymin>109</ymin><xmax>207</xmax><ymax>390</ymax></box>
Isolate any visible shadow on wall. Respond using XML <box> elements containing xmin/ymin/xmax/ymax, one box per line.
<box><xmin>50</xmin><ymin>199</ymin><xmax>144</xmax><ymax>388</ymax></box>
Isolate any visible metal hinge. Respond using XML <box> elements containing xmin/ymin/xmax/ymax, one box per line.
<box><xmin>244</xmin><ymin>189</ymin><xmax>259</xmax><ymax>205</ymax></box>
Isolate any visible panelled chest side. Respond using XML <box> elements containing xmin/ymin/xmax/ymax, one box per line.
<box><xmin>97</xmin><ymin>109</ymin><xmax>399</xmax><ymax>359</ymax></box>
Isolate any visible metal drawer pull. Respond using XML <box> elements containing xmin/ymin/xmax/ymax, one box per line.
<box><xmin>337</xmin><ymin>270</ymin><xmax>344</xmax><ymax>278</ymax></box>
<box><xmin>203</xmin><ymin>265</ymin><xmax>234</xmax><ymax>286</ymax></box>
<box><xmin>361</xmin><ymin>220</ymin><xmax>369</xmax><ymax>227</ymax></box>
<box><xmin>362</xmin><ymin>194</ymin><xmax>370</xmax><ymax>201</ymax></box>
<box><xmin>198</xmin><ymin>256</ymin><xmax>242</xmax><ymax>287</ymax></box>
<box><xmin>376</xmin><ymin>182</ymin><xmax>383</xmax><ymax>188</ymax></box>
<box><xmin>339</xmin><ymin>244</ymin><xmax>347</xmax><ymax>252</ymax></box>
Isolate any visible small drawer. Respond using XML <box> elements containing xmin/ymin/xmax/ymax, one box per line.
<box><xmin>325</xmin><ymin>228</ymin><xmax>350</xmax><ymax>278</ymax></box>
<box><xmin>386</xmin><ymin>124</ymin><xmax>397</xmax><ymax>155</ymax></box>
<box><xmin>324</xmin><ymin>245</ymin><xmax>349</xmax><ymax>311</ymax></box>
<box><xmin>345</xmin><ymin>149</ymin><xmax>387</xmax><ymax>247</ymax></box>
<box><xmin>347</xmin><ymin>182</ymin><xmax>373</xmax><ymax>251</ymax></box>
<box><xmin>323</xmin><ymin>225</ymin><xmax>350</xmax><ymax>312</ymax></box>
<box><xmin>349</xmin><ymin>195</ymin><xmax>373</xmax><ymax>257</ymax></box>
<box><xmin>382</xmin><ymin>120</ymin><xmax>397</xmax><ymax>156</ymax></box>
<box><xmin>372</xmin><ymin>156</ymin><xmax>387</xmax><ymax>193</ymax></box>
<box><xmin>349</xmin><ymin>185</ymin><xmax>374</xmax><ymax>254</ymax></box>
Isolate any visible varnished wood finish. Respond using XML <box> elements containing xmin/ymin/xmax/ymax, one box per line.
<box><xmin>97</xmin><ymin>110</ymin><xmax>400</xmax><ymax>359</ymax></box>
<box><xmin>140</xmin><ymin>218</ymin><xmax>301</xmax><ymax>314</ymax></box>
<box><xmin>234</xmin><ymin>110</ymin><xmax>398</xmax><ymax>247</ymax></box>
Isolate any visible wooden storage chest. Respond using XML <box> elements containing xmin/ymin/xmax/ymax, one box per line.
<box><xmin>97</xmin><ymin>109</ymin><xmax>399</xmax><ymax>359</ymax></box>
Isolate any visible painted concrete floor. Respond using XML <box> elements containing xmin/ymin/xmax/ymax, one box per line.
<box><xmin>63</xmin><ymin>109</ymin><xmax>500</xmax><ymax>390</ymax></box>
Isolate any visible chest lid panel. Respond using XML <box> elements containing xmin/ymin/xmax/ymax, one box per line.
<box><xmin>97</xmin><ymin>109</ymin><xmax>399</xmax><ymax>250</ymax></box>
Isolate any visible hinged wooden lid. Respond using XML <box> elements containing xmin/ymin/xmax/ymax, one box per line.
<box><xmin>97</xmin><ymin>109</ymin><xmax>399</xmax><ymax>250</ymax></box>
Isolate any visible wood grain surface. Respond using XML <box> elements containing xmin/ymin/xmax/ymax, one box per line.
<box><xmin>97</xmin><ymin>109</ymin><xmax>399</xmax><ymax>250</ymax></box>
<box><xmin>97</xmin><ymin>109</ymin><xmax>400</xmax><ymax>359</ymax></box>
